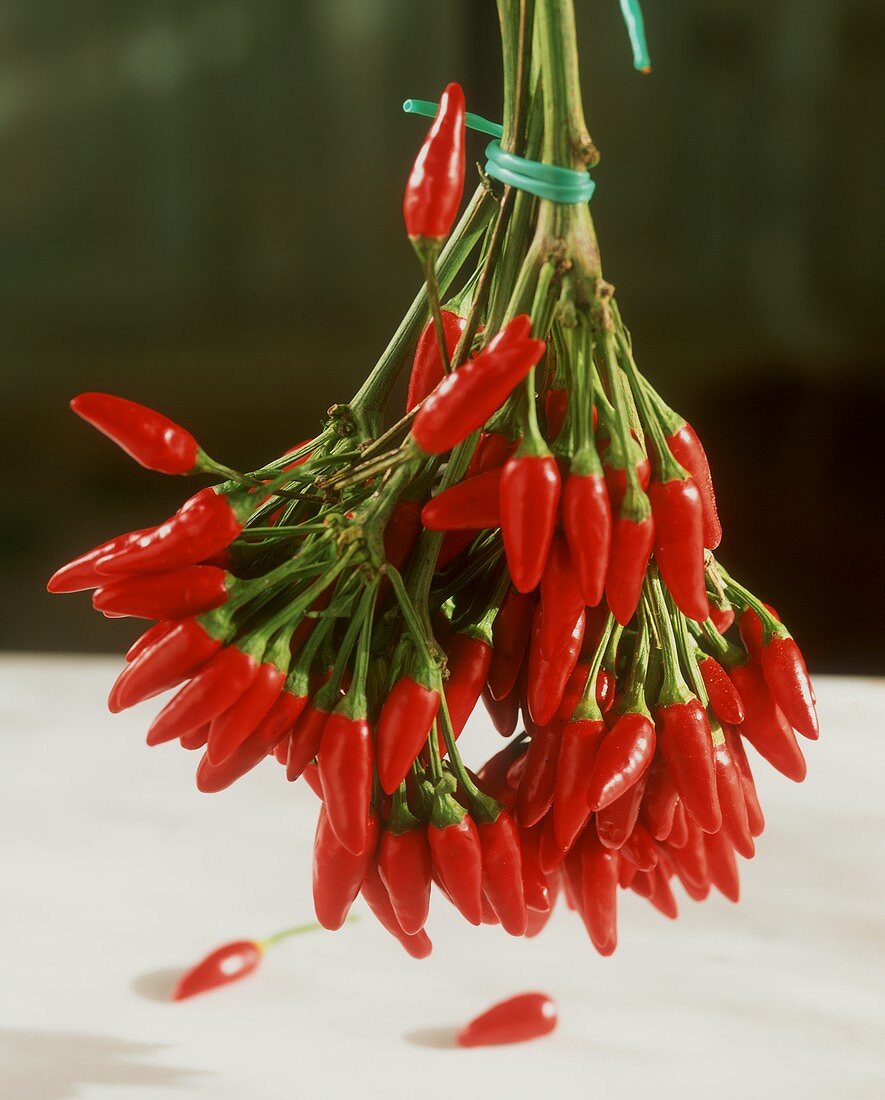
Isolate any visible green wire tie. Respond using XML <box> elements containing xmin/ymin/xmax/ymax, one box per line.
<box><xmin>402</xmin><ymin>99</ymin><xmax>595</xmax><ymax>205</ymax></box>
<box><xmin>619</xmin><ymin>0</ymin><xmax>652</xmax><ymax>73</ymax></box>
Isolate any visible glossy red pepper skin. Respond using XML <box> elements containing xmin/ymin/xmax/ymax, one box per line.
<box><xmin>484</xmin><ymin>684</ymin><xmax>520</xmax><ymax>737</ymax></box>
<box><xmin>654</xmin><ymin>699</ymin><xmax>721</xmax><ymax>833</ymax></box>
<box><xmin>545</xmin><ymin>388</ymin><xmax>569</xmax><ymax>439</ymax></box>
<box><xmin>457</xmin><ymin>992</ymin><xmax>557</xmax><ymax>1047</ymax></box>
<box><xmin>648</xmin><ymin>477</ymin><xmax>709</xmax><ymax>622</ymax></box>
<box><xmin>444</xmin><ymin>633</ymin><xmax>492</xmax><ymax>737</ymax></box>
<box><xmin>703</xmin><ymin>829</ymin><xmax>740</xmax><ymax>903</ymax></box>
<box><xmin>580</xmin><ymin>830</ymin><xmax>620</xmax><ymax>955</ymax></box>
<box><xmin>724</xmin><ymin>725</ymin><xmax>765</xmax><ymax>837</ymax></box>
<box><xmin>180</xmin><ymin>723</ymin><xmax>209</xmax><ymax>750</ymax></box>
<box><xmin>596</xmin><ymin>772</ymin><xmax>648</xmax><ymax>850</ymax></box>
<box><xmin>713</xmin><ymin>741</ymin><xmax>754</xmax><ymax>859</ymax></box>
<box><xmin>466</xmin><ymin>429</ymin><xmax>518</xmax><ymax>478</ymax></box>
<box><xmin>71</xmin><ymin>392</ymin><xmax>199</xmax><ymax>475</ymax></box>
<box><xmin>378</xmin><ymin>827</ymin><xmax>432</xmax><ymax>935</ymax></box>
<box><xmin>313</xmin><ymin>806</ymin><xmax>378</xmax><ymax>930</ymax></box>
<box><xmin>552</xmin><ymin>717</ymin><xmax>606</xmax><ymax>850</ymax></box>
<box><xmin>172</xmin><ymin>939</ymin><xmax>262</xmax><ymax>1000</ymax></box>
<box><xmin>500</xmin><ymin>453</ymin><xmax>561</xmax><ymax>594</ymax></box>
<box><xmin>360</xmin><ymin>862</ymin><xmax>433</xmax><ymax>959</ymax></box>
<box><xmin>477</xmin><ymin>810</ymin><xmax>527</xmax><ymax>935</ymax></box>
<box><xmin>206</xmin><ymin>661</ymin><xmax>285</xmax><ymax>765</ymax></box>
<box><xmin>403</xmin><ymin>82</ymin><xmax>465</xmax><ymax>241</ymax></box>
<box><xmin>621</xmin><ymin>821</ymin><xmax>658</xmax><ymax>871</ymax></box>
<box><xmin>640</xmin><ymin>755</ymin><xmax>679</xmax><ymax>840</ymax></box>
<box><xmin>527</xmin><ymin>607</ymin><xmax>585</xmax><ymax>725</ymax></box>
<box><xmin>539</xmin><ymin>537</ymin><xmax>585</xmax><ymax>659</ymax></box>
<box><xmin>666</xmin><ymin>800</ymin><xmax>689</xmax><ymax>849</ymax></box>
<box><xmin>411</xmin><ymin>319</ymin><xmax>545</xmax><ymax>454</ymax></box>
<box><xmin>587</xmin><ymin>712</ymin><xmax>656</xmax><ymax>812</ymax></box>
<box><xmin>147</xmin><ymin>645</ymin><xmax>260</xmax><ymax>745</ymax></box>
<box><xmin>665</xmin><ymin>421</ymin><xmax>721</xmax><ymax>549</ymax></box>
<box><xmin>556</xmin><ymin>664</ymin><xmax>613</xmax><ymax>723</ymax></box>
<box><xmin>428</xmin><ymin>815</ymin><xmax>483</xmax><ymax>926</ymax></box>
<box><xmin>516</xmin><ymin>721</ymin><xmax>562</xmax><ymax>828</ymax></box>
<box><xmin>519</xmin><ymin>825</ymin><xmax>552</xmax><ymax>912</ymax></box>
<box><xmin>109</xmin><ymin>616</ymin><xmax>223</xmax><ymax>712</ymax></box>
<box><xmin>737</xmin><ymin>604</ymin><xmax>779</xmax><ymax>662</ymax></box>
<box><xmin>488</xmin><ymin>588</ymin><xmax>534</xmax><ymax>701</ymax></box>
<box><xmin>125</xmin><ymin>620</ymin><xmax>176</xmax><ymax>663</ymax></box>
<box><xmin>286</xmin><ymin>701</ymin><xmax>332</xmax><ymax>781</ymax></box>
<box><xmin>759</xmin><ymin>636</ymin><xmax>818</xmax><ymax>740</ymax></box>
<box><xmin>562</xmin><ymin>471</ymin><xmax>611</xmax><ymax>607</ymax></box>
<box><xmin>602</xmin><ymin>443</ymin><xmax>651</xmax><ymax>513</ymax></box>
<box><xmin>376</xmin><ymin>676</ymin><xmax>440</xmax><ymax>795</ymax></box>
<box><xmin>605</xmin><ymin>513</ymin><xmax>654</xmax><ymax>626</ymax></box>
<box><xmin>698</xmin><ymin>656</ymin><xmax>745</xmax><ymax>725</ymax></box>
<box><xmin>317</xmin><ymin>713</ymin><xmax>375</xmax><ymax>856</ymax></box>
<box><xmin>728</xmin><ymin>662</ymin><xmax>807</xmax><ymax>782</ymax></box>
<box><xmin>383</xmin><ymin>498</ymin><xmax>423</xmax><ymax>572</ymax></box>
<box><xmin>710</xmin><ymin>604</ymin><xmax>735</xmax><ymax>635</ymax></box>
<box><xmin>47</xmin><ymin>527</ymin><xmax>155</xmax><ymax>593</ymax></box>
<box><xmin>406</xmin><ymin>310</ymin><xmax>466</xmax><ymax>411</ymax></box>
<box><xmin>645</xmin><ymin>865</ymin><xmax>679</xmax><ymax>919</ymax></box>
<box><xmin>421</xmin><ymin>467</ymin><xmax>502</xmax><ymax>531</ymax></box>
<box><xmin>196</xmin><ymin>690</ymin><xmax>306</xmax><ymax>793</ymax></box>
<box><xmin>98</xmin><ymin>489</ymin><xmax>243</xmax><ymax>576</ymax></box>
<box><xmin>93</xmin><ymin>565</ymin><xmax>229</xmax><ymax>621</ymax></box>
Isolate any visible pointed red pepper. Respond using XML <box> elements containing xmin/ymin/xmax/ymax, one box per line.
<box><xmin>206</xmin><ymin>654</ymin><xmax>286</xmax><ymax>765</ymax></box>
<box><xmin>457</xmin><ymin>992</ymin><xmax>557</xmax><ymax>1047</ymax></box>
<box><xmin>477</xmin><ymin>808</ymin><xmax>527</xmax><ymax>936</ymax></box>
<box><xmin>723</xmin><ymin>726</ymin><xmax>765</xmax><ymax>837</ymax></box>
<box><xmin>317</xmin><ymin>707</ymin><xmax>375</xmax><ymax>857</ymax></box>
<box><xmin>580</xmin><ymin>829</ymin><xmax>620</xmax><ymax>955</ymax></box>
<box><xmin>545</xmin><ymin>387</ymin><xmax>569</xmax><ymax>439</ymax></box>
<box><xmin>605</xmin><ymin>506</ymin><xmax>654</xmax><ymax>625</ymax></box>
<box><xmin>378</xmin><ymin>824</ymin><xmax>432</xmax><ymax>936</ymax></box>
<box><xmin>376</xmin><ymin>674</ymin><xmax>440</xmax><ymax>795</ymax></box>
<box><xmin>713</xmin><ymin>739</ymin><xmax>754</xmax><ymax>859</ymax></box>
<box><xmin>403</xmin><ymin>82</ymin><xmax>466</xmax><ymax>243</ymax></box>
<box><xmin>483</xmin><ymin>683</ymin><xmax>520</xmax><ymax>738</ymax></box>
<box><xmin>759</xmin><ymin>634</ymin><xmax>818</xmax><ymax>740</ymax></box>
<box><xmin>587</xmin><ymin>712</ymin><xmax>656</xmax><ymax>812</ymax></box>
<box><xmin>421</xmin><ymin>467</ymin><xmax>502</xmax><ymax>531</ymax></box>
<box><xmin>383</xmin><ymin>498</ymin><xmax>423</xmax><ymax>572</ymax></box>
<box><xmin>125</xmin><ymin>619</ymin><xmax>176</xmax><ymax>663</ymax></box>
<box><xmin>406</xmin><ymin>309</ymin><xmax>466</xmax><ymax>411</ymax></box>
<box><xmin>640</xmin><ymin>754</ymin><xmax>679</xmax><ymax>840</ymax></box>
<box><xmin>516</xmin><ymin>720</ymin><xmax>562</xmax><ymax>829</ymax></box>
<box><xmin>172</xmin><ymin>939</ymin><xmax>262</xmax><ymax>1000</ymax></box>
<box><xmin>488</xmin><ymin>587</ymin><xmax>534</xmax><ymax>701</ymax></box>
<box><xmin>312</xmin><ymin>806</ymin><xmax>378</xmax><ymax>930</ymax></box>
<box><xmin>654</xmin><ymin>697</ymin><xmax>721</xmax><ymax>833</ymax></box>
<box><xmin>526</xmin><ymin>606</ymin><xmax>585</xmax><ymax>725</ymax></box>
<box><xmin>648</xmin><ymin>475</ymin><xmax>710</xmax><ymax>622</ymax></box>
<box><xmin>93</xmin><ymin>565</ymin><xmax>230</xmax><ymax>621</ymax></box>
<box><xmin>70</xmin><ymin>392</ymin><xmax>201</xmax><ymax>475</ymax></box>
<box><xmin>539</xmin><ymin>537</ymin><xmax>585</xmax><ymax>659</ymax></box>
<box><xmin>562</xmin><ymin>458</ymin><xmax>611</xmax><ymax>607</ymax></box>
<box><xmin>703</xmin><ymin>829</ymin><xmax>740</xmax><ymax>902</ymax></box>
<box><xmin>595</xmin><ymin>771</ymin><xmax>649</xmax><ymax>850</ymax></box>
<box><xmin>552</xmin><ymin>716</ymin><xmax>607</xmax><ymax>850</ymax></box>
<box><xmin>287</xmin><ymin>698</ymin><xmax>333</xmax><ymax>782</ymax></box>
<box><xmin>728</xmin><ymin>661</ymin><xmax>807</xmax><ymax>782</ymax></box>
<box><xmin>500</xmin><ymin>450</ymin><xmax>561</xmax><ymax>594</ymax></box>
<box><xmin>47</xmin><ymin>527</ymin><xmax>156</xmax><ymax>593</ymax></box>
<box><xmin>698</xmin><ymin>655</ymin><xmax>745</xmax><ymax>725</ymax></box>
<box><xmin>443</xmin><ymin>632</ymin><xmax>492</xmax><ymax>737</ymax></box>
<box><xmin>360</xmin><ymin>861</ymin><xmax>433</xmax><ymax>959</ymax></box>
<box><xmin>664</xmin><ymin>419</ymin><xmax>721</xmax><ymax>549</ymax></box>
<box><xmin>427</xmin><ymin>785</ymin><xmax>483</xmax><ymax>926</ymax></box>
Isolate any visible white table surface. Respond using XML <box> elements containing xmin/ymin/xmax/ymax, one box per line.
<box><xmin>2</xmin><ymin>656</ymin><xmax>883</xmax><ymax>1100</ymax></box>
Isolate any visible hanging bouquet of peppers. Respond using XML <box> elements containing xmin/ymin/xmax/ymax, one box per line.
<box><xmin>49</xmin><ymin>0</ymin><xmax>817</xmax><ymax>959</ymax></box>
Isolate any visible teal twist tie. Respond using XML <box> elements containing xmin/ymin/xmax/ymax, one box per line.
<box><xmin>402</xmin><ymin>99</ymin><xmax>596</xmax><ymax>205</ymax></box>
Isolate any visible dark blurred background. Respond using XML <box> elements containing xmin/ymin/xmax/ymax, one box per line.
<box><xmin>2</xmin><ymin>1</ymin><xmax>883</xmax><ymax>671</ymax></box>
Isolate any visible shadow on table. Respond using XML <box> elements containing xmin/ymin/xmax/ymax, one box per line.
<box><xmin>131</xmin><ymin>966</ymin><xmax>185</xmax><ymax>1003</ymax></box>
<box><xmin>0</xmin><ymin>1028</ymin><xmax>205</xmax><ymax>1099</ymax></box>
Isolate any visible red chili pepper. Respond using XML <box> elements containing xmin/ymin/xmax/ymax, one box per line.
<box><xmin>620</xmin><ymin>821</ymin><xmax>658</xmax><ymax>871</ymax></box>
<box><xmin>421</xmin><ymin>467</ymin><xmax>502</xmax><ymax>531</ymax></box>
<box><xmin>595</xmin><ymin>772</ymin><xmax>648</xmax><ymax>850</ymax></box>
<box><xmin>728</xmin><ymin>662</ymin><xmax>807</xmax><ymax>782</ymax></box>
<box><xmin>713</xmin><ymin>740</ymin><xmax>754</xmax><ymax>859</ymax></box>
<box><xmin>710</xmin><ymin>604</ymin><xmax>735</xmax><ymax>634</ymax></box>
<box><xmin>519</xmin><ymin>824</ymin><xmax>552</xmax><ymax>912</ymax></box>
<box><xmin>648</xmin><ymin>476</ymin><xmax>709</xmax><ymax>622</ymax></box>
<box><xmin>555</xmin><ymin>663</ymin><xmax>612</xmax><ymax>722</ymax></box>
<box><xmin>477</xmin><ymin>809</ymin><xmax>527</xmax><ymax>936</ymax></box>
<box><xmin>545</xmin><ymin>388</ymin><xmax>569</xmax><ymax>440</ymax></box>
<box><xmin>587</xmin><ymin>712</ymin><xmax>656</xmax><ymax>812</ymax></box>
<box><xmin>645</xmin><ymin>865</ymin><xmax>679</xmax><ymax>919</ymax></box>
<box><xmin>71</xmin><ymin>392</ymin><xmax>201</xmax><ymax>475</ymax></box>
<box><xmin>93</xmin><ymin>565</ymin><xmax>229</xmax><ymax>621</ymax></box>
<box><xmin>411</xmin><ymin>318</ymin><xmax>545</xmax><ymax>455</ymax></box>
<box><xmin>313</xmin><ymin>805</ymin><xmax>378</xmax><ymax>930</ymax></box>
<box><xmin>196</xmin><ymin>689</ymin><xmax>306</xmax><ymax>792</ymax></box>
<box><xmin>383</xmin><ymin>498</ymin><xmax>423</xmax><ymax>572</ymax></box>
<box><xmin>488</xmin><ymin>587</ymin><xmax>534</xmax><ymax>701</ymax></box>
<box><xmin>125</xmin><ymin>619</ymin><xmax>176</xmax><ymax>663</ymax></box>
<box><xmin>500</xmin><ymin>451</ymin><xmax>561</xmax><ymax>594</ymax></box>
<box><xmin>759</xmin><ymin>635</ymin><xmax>818</xmax><ymax>740</ymax></box>
<box><xmin>465</xmin><ymin>429</ymin><xmax>518</xmax><ymax>477</ymax></box>
<box><xmin>737</xmin><ymin>604</ymin><xmax>779</xmax><ymax>661</ymax></box>
<box><xmin>482</xmin><ymin>684</ymin><xmax>520</xmax><ymax>738</ymax></box>
<box><xmin>180</xmin><ymin>724</ymin><xmax>208</xmax><ymax>751</ymax></box>
<box><xmin>539</xmin><ymin>537</ymin><xmax>585</xmax><ymax>659</ymax></box>
<box><xmin>97</xmin><ymin>488</ymin><xmax>246</xmax><ymax>576</ymax></box>
<box><xmin>703</xmin><ymin>829</ymin><xmax>740</xmax><ymax>903</ymax></box>
<box><xmin>602</xmin><ymin>438</ymin><xmax>651</xmax><ymax>512</ymax></box>
<box><xmin>146</xmin><ymin>643</ymin><xmax>261</xmax><ymax>745</ymax></box>
<box><xmin>376</xmin><ymin>675</ymin><xmax>440</xmax><ymax>795</ymax></box>
<box><xmin>579</xmin><ymin>829</ymin><xmax>620</xmax><ymax>955</ymax></box>
<box><xmin>723</xmin><ymin>725</ymin><xmax>765</xmax><ymax>837</ymax></box>
<box><xmin>108</xmin><ymin>614</ymin><xmax>225</xmax><ymax>712</ymax></box>
<box><xmin>360</xmin><ymin>861</ymin><xmax>433</xmax><ymax>959</ymax></box>
<box><xmin>286</xmin><ymin>699</ymin><xmax>333</xmax><ymax>781</ymax></box>
<box><xmin>444</xmin><ymin>632</ymin><xmax>492</xmax><ymax>737</ymax></box>
<box><xmin>516</xmin><ymin>721</ymin><xmax>562</xmax><ymax>828</ymax></box>
<box><xmin>206</xmin><ymin>658</ymin><xmax>286</xmax><ymax>765</ymax></box>
<box><xmin>552</xmin><ymin>717</ymin><xmax>606</xmax><ymax>850</ymax></box>
<box><xmin>666</xmin><ymin>818</ymin><xmax>710</xmax><ymax>896</ymax></box>
<box><xmin>428</xmin><ymin>796</ymin><xmax>483</xmax><ymax>926</ymax></box>
<box><xmin>640</xmin><ymin>754</ymin><xmax>679</xmax><ymax>840</ymax></box>
<box><xmin>317</xmin><ymin>708</ymin><xmax>375</xmax><ymax>856</ymax></box>
<box><xmin>562</xmin><ymin>466</ymin><xmax>611</xmax><ymax>607</ymax></box>
<box><xmin>654</xmin><ymin>698</ymin><xmax>721</xmax><ymax>833</ymax></box>
<box><xmin>526</xmin><ymin>606</ymin><xmax>585</xmax><ymax>725</ymax></box>
<box><xmin>665</xmin><ymin>420</ymin><xmax>721</xmax><ymax>549</ymax></box>
<box><xmin>47</xmin><ymin>527</ymin><xmax>155</xmax><ymax>593</ymax></box>
<box><xmin>406</xmin><ymin>310</ymin><xmax>467</xmax><ymax>411</ymax></box>
<box><xmin>403</xmin><ymin>82</ymin><xmax>466</xmax><ymax>243</ymax></box>
<box><xmin>378</xmin><ymin>825</ymin><xmax>432</xmax><ymax>935</ymax></box>
<box><xmin>172</xmin><ymin>939</ymin><xmax>262</xmax><ymax>1000</ymax></box>
<box><xmin>605</xmin><ymin>510</ymin><xmax>654</xmax><ymax>626</ymax></box>
<box><xmin>667</xmin><ymin>800</ymin><xmax>689</xmax><ymax>849</ymax></box>
<box><xmin>457</xmin><ymin>992</ymin><xmax>557</xmax><ymax>1047</ymax></box>
<box><xmin>698</xmin><ymin>656</ymin><xmax>745</xmax><ymax>725</ymax></box>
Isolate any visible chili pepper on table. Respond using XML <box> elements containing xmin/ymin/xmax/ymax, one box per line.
<box><xmin>499</xmin><ymin>448</ymin><xmax>561</xmax><ymax>594</ymax></box>
<box><xmin>172</xmin><ymin>939</ymin><xmax>263</xmax><ymax>1000</ymax></box>
<box><xmin>313</xmin><ymin>805</ymin><xmax>378</xmax><ymax>931</ymax></box>
<box><xmin>70</xmin><ymin>392</ymin><xmax>202</xmax><ymax>475</ymax></box>
<box><xmin>427</xmin><ymin>778</ymin><xmax>483</xmax><ymax>926</ymax></box>
<box><xmin>457</xmin><ymin>992</ymin><xmax>558</xmax><ymax>1047</ymax></box>
<box><xmin>376</xmin><ymin>672</ymin><xmax>440</xmax><ymax>795</ymax></box>
<box><xmin>477</xmin><ymin>808</ymin><xmax>527</xmax><ymax>936</ymax></box>
<box><xmin>403</xmin><ymin>82</ymin><xmax>466</xmax><ymax>245</ymax></box>
<box><xmin>421</xmin><ymin>467</ymin><xmax>502</xmax><ymax>531</ymax></box>
<box><xmin>406</xmin><ymin>310</ymin><xmax>467</xmax><ymax>411</ymax></box>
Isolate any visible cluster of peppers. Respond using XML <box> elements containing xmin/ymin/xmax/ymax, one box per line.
<box><xmin>49</xmin><ymin>0</ymin><xmax>818</xmax><ymax>962</ymax></box>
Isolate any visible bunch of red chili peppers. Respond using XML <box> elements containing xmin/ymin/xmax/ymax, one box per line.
<box><xmin>49</xmin><ymin>0</ymin><xmax>818</xmax><ymax>961</ymax></box>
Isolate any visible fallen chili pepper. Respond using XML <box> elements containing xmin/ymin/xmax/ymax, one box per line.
<box><xmin>499</xmin><ymin>449</ymin><xmax>561</xmax><ymax>594</ymax></box>
<box><xmin>562</xmin><ymin>451</ymin><xmax>611</xmax><ymax>607</ymax></box>
<box><xmin>97</xmin><ymin>488</ymin><xmax>248</xmax><ymax>576</ymax></box>
<box><xmin>312</xmin><ymin>805</ymin><xmax>378</xmax><ymax>930</ymax></box>
<box><xmin>477</xmin><ymin>808</ymin><xmax>527</xmax><ymax>936</ymax></box>
<box><xmin>648</xmin><ymin>475</ymin><xmax>709</xmax><ymax>622</ymax></box>
<box><xmin>376</xmin><ymin>673</ymin><xmax>440</xmax><ymax>795</ymax></box>
<box><xmin>698</xmin><ymin>655</ymin><xmax>745</xmax><ymax>725</ymax></box>
<box><xmin>403</xmin><ymin>82</ymin><xmax>466</xmax><ymax>244</ymax></box>
<box><xmin>407</xmin><ymin>310</ymin><xmax>467</xmax><ymax>411</ymax></box>
<box><xmin>457</xmin><ymin>992</ymin><xmax>558</xmax><ymax>1047</ymax></box>
<box><xmin>93</xmin><ymin>565</ymin><xmax>230</xmax><ymax>621</ymax></box>
<box><xmin>427</xmin><ymin>779</ymin><xmax>483</xmax><ymax>926</ymax></box>
<box><xmin>587</xmin><ymin>712</ymin><xmax>656</xmax><ymax>812</ymax></box>
<box><xmin>71</xmin><ymin>392</ymin><xmax>202</xmax><ymax>475</ymax></box>
<box><xmin>421</xmin><ymin>467</ymin><xmax>502</xmax><ymax>531</ymax></box>
<box><xmin>488</xmin><ymin>587</ymin><xmax>534</xmax><ymax>701</ymax></box>
<box><xmin>172</xmin><ymin>939</ymin><xmax>263</xmax><ymax>1000</ymax></box>
<box><xmin>411</xmin><ymin>318</ymin><xmax>545</xmax><ymax>455</ymax></box>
